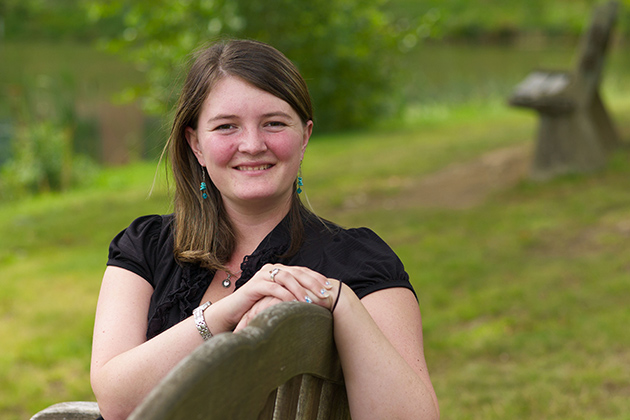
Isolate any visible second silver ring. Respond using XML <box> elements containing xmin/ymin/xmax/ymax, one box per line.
<box><xmin>269</xmin><ymin>268</ymin><xmax>280</xmax><ymax>282</ymax></box>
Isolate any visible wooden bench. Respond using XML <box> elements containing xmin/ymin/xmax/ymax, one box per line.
<box><xmin>30</xmin><ymin>302</ymin><xmax>349</xmax><ymax>420</ymax></box>
<box><xmin>508</xmin><ymin>0</ymin><xmax>620</xmax><ymax>179</ymax></box>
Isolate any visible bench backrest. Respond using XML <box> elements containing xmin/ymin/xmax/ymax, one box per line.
<box><xmin>127</xmin><ymin>302</ymin><xmax>349</xmax><ymax>420</ymax></box>
<box><xmin>573</xmin><ymin>0</ymin><xmax>618</xmax><ymax>102</ymax></box>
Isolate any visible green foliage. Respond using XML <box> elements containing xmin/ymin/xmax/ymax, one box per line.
<box><xmin>1</xmin><ymin>121</ymin><xmax>72</xmax><ymax>196</ymax></box>
<box><xmin>388</xmin><ymin>0</ymin><xmax>627</xmax><ymax>40</ymax></box>
<box><xmin>0</xmin><ymin>74</ymin><xmax>99</xmax><ymax>200</ymax></box>
<box><xmin>5</xmin><ymin>0</ymin><xmax>629</xmax><ymax>132</ymax></box>
<box><xmin>5</xmin><ymin>0</ymin><xmax>630</xmax><ymax>45</ymax></box>
<box><xmin>82</xmin><ymin>0</ymin><xmax>244</xmax><ymax>115</ymax></box>
<box><xmin>0</xmin><ymin>0</ymin><xmax>125</xmax><ymax>41</ymax></box>
<box><xmin>83</xmin><ymin>0</ymin><xmax>408</xmax><ymax>131</ymax></box>
<box><xmin>233</xmin><ymin>0</ymin><xmax>405</xmax><ymax>131</ymax></box>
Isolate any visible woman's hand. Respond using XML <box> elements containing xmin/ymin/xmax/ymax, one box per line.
<box><xmin>261</xmin><ymin>264</ymin><xmax>335</xmax><ymax>308</ymax></box>
<box><xmin>226</xmin><ymin>264</ymin><xmax>338</xmax><ymax>331</ymax></box>
<box><xmin>233</xmin><ymin>296</ymin><xmax>282</xmax><ymax>332</ymax></box>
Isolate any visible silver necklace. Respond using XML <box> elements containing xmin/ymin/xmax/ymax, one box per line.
<box><xmin>222</xmin><ymin>271</ymin><xmax>241</xmax><ymax>288</ymax></box>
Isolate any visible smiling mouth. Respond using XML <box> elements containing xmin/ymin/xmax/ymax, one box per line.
<box><xmin>235</xmin><ymin>164</ymin><xmax>273</xmax><ymax>171</ymax></box>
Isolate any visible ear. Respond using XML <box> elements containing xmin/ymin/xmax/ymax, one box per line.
<box><xmin>300</xmin><ymin>120</ymin><xmax>313</xmax><ymax>159</ymax></box>
<box><xmin>185</xmin><ymin>127</ymin><xmax>205</xmax><ymax>166</ymax></box>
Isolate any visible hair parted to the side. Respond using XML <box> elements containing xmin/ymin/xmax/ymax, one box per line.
<box><xmin>165</xmin><ymin>39</ymin><xmax>314</xmax><ymax>271</ymax></box>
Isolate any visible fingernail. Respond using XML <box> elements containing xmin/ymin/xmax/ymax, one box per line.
<box><xmin>325</xmin><ymin>281</ymin><xmax>332</xmax><ymax>289</ymax></box>
<box><xmin>320</xmin><ymin>288</ymin><xmax>329</xmax><ymax>298</ymax></box>
<box><xmin>304</xmin><ymin>296</ymin><xmax>313</xmax><ymax>304</ymax></box>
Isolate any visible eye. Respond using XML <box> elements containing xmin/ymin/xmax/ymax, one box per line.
<box><xmin>213</xmin><ymin>123</ymin><xmax>236</xmax><ymax>131</ymax></box>
<box><xmin>264</xmin><ymin>121</ymin><xmax>287</xmax><ymax>131</ymax></box>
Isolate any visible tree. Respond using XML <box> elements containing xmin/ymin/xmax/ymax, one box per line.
<box><xmin>84</xmin><ymin>0</ymin><xmax>406</xmax><ymax>132</ymax></box>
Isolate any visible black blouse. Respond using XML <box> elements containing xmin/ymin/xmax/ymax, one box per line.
<box><xmin>107</xmin><ymin>212</ymin><xmax>414</xmax><ymax>339</ymax></box>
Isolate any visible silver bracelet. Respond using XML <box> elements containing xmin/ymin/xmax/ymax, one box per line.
<box><xmin>193</xmin><ymin>301</ymin><xmax>213</xmax><ymax>341</ymax></box>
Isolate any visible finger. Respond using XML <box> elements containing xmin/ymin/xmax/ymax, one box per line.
<box><xmin>234</xmin><ymin>297</ymin><xmax>282</xmax><ymax>332</ymax></box>
<box><xmin>269</xmin><ymin>267</ymin><xmax>281</xmax><ymax>282</ymax></box>
<box><xmin>230</xmin><ymin>277</ymin><xmax>296</xmax><ymax>318</ymax></box>
<box><xmin>261</xmin><ymin>263</ymin><xmax>282</xmax><ymax>282</ymax></box>
<box><xmin>286</xmin><ymin>267</ymin><xmax>333</xmax><ymax>301</ymax></box>
<box><xmin>234</xmin><ymin>313</ymin><xmax>250</xmax><ymax>332</ymax></box>
<box><xmin>270</xmin><ymin>266</ymin><xmax>334</xmax><ymax>306</ymax></box>
<box><xmin>259</xmin><ymin>282</ymin><xmax>297</xmax><ymax>303</ymax></box>
<box><xmin>266</xmin><ymin>267</ymin><xmax>311</xmax><ymax>302</ymax></box>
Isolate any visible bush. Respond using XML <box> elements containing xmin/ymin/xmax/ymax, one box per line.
<box><xmin>0</xmin><ymin>121</ymin><xmax>100</xmax><ymax>200</ymax></box>
<box><xmin>84</xmin><ymin>0</ymin><xmax>408</xmax><ymax>132</ymax></box>
<box><xmin>233</xmin><ymin>0</ymin><xmax>405</xmax><ymax>131</ymax></box>
<box><xmin>0</xmin><ymin>75</ymin><xmax>99</xmax><ymax>201</ymax></box>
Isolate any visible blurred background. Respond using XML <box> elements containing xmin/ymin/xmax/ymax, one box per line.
<box><xmin>2</xmin><ymin>1</ymin><xmax>630</xmax><ymax>419</ymax></box>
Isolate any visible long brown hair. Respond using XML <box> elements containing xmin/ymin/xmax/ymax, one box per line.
<box><xmin>166</xmin><ymin>39</ymin><xmax>314</xmax><ymax>270</ymax></box>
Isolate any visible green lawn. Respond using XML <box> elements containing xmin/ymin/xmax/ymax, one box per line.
<box><xmin>2</xmin><ymin>100</ymin><xmax>630</xmax><ymax>419</ymax></box>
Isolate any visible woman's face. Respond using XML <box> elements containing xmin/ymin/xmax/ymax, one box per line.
<box><xmin>186</xmin><ymin>76</ymin><xmax>312</xmax><ymax>212</ymax></box>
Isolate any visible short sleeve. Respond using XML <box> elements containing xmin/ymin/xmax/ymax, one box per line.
<box><xmin>107</xmin><ymin>215</ymin><xmax>170</xmax><ymax>287</ymax></box>
<box><xmin>301</xmin><ymin>226</ymin><xmax>415</xmax><ymax>300</ymax></box>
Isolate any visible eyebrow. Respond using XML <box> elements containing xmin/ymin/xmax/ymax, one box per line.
<box><xmin>205</xmin><ymin>111</ymin><xmax>294</xmax><ymax>125</ymax></box>
<box><xmin>261</xmin><ymin>111</ymin><xmax>293</xmax><ymax>119</ymax></box>
<box><xmin>205</xmin><ymin>114</ymin><xmax>237</xmax><ymax>124</ymax></box>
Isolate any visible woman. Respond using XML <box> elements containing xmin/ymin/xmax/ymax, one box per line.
<box><xmin>90</xmin><ymin>39</ymin><xmax>439</xmax><ymax>420</ymax></box>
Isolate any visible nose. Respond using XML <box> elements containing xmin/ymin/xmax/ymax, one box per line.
<box><xmin>237</xmin><ymin>127</ymin><xmax>268</xmax><ymax>155</ymax></box>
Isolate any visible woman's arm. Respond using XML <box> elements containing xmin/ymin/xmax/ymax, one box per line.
<box><xmin>233</xmin><ymin>265</ymin><xmax>439</xmax><ymax>420</ymax></box>
<box><xmin>333</xmin><ymin>285</ymin><xmax>440</xmax><ymax>420</ymax></box>
<box><xmin>90</xmin><ymin>266</ymin><xmax>303</xmax><ymax>420</ymax></box>
<box><xmin>232</xmin><ymin>266</ymin><xmax>439</xmax><ymax>419</ymax></box>
<box><xmin>91</xmin><ymin>267</ymin><xmax>219</xmax><ymax>420</ymax></box>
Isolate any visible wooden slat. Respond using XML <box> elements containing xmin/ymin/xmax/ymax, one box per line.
<box><xmin>273</xmin><ymin>375</ymin><xmax>301</xmax><ymax>420</ymax></box>
<box><xmin>296</xmin><ymin>374</ymin><xmax>323</xmax><ymax>419</ymax></box>
<box><xmin>257</xmin><ymin>389</ymin><xmax>277</xmax><ymax>420</ymax></box>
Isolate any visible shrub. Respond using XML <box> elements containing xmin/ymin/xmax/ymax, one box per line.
<box><xmin>0</xmin><ymin>75</ymin><xmax>99</xmax><ymax>200</ymax></box>
<box><xmin>85</xmin><ymin>0</ymin><xmax>407</xmax><ymax>132</ymax></box>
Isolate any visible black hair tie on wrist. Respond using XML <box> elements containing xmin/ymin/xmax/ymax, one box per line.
<box><xmin>331</xmin><ymin>281</ymin><xmax>343</xmax><ymax>313</ymax></box>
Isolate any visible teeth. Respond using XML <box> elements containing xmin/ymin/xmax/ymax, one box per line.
<box><xmin>237</xmin><ymin>165</ymin><xmax>271</xmax><ymax>171</ymax></box>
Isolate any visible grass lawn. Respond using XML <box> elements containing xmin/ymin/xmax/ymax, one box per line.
<box><xmin>2</xmin><ymin>99</ymin><xmax>630</xmax><ymax>419</ymax></box>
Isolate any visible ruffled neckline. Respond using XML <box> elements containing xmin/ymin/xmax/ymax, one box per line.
<box><xmin>236</xmin><ymin>217</ymin><xmax>292</xmax><ymax>289</ymax></box>
<box><xmin>145</xmin><ymin>213</ymin><xmax>292</xmax><ymax>339</ymax></box>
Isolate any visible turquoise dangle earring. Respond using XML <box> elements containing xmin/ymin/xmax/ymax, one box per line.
<box><xmin>297</xmin><ymin>169</ymin><xmax>304</xmax><ymax>194</ymax></box>
<box><xmin>200</xmin><ymin>168</ymin><xmax>208</xmax><ymax>199</ymax></box>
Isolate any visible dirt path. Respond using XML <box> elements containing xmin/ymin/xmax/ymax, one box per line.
<box><xmin>373</xmin><ymin>143</ymin><xmax>533</xmax><ymax>211</ymax></box>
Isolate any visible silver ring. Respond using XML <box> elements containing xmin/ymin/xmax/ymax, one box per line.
<box><xmin>269</xmin><ymin>268</ymin><xmax>280</xmax><ymax>282</ymax></box>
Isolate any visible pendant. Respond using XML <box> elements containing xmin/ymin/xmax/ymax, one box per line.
<box><xmin>222</xmin><ymin>273</ymin><xmax>231</xmax><ymax>288</ymax></box>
